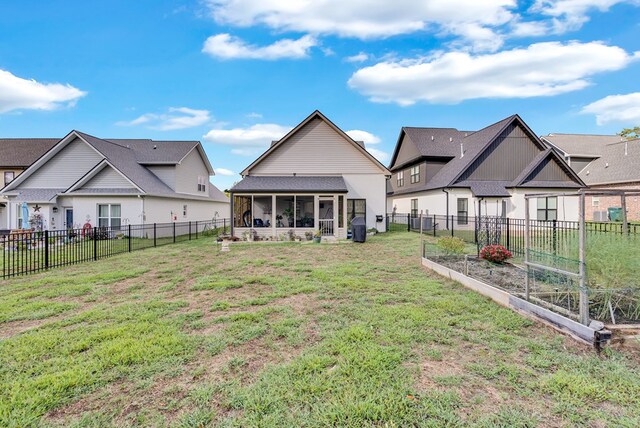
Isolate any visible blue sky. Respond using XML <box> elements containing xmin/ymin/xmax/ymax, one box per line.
<box><xmin>1</xmin><ymin>0</ymin><xmax>639</xmax><ymax>191</ymax></box>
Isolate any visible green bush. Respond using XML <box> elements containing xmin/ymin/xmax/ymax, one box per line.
<box><xmin>437</xmin><ymin>236</ymin><xmax>466</xmax><ymax>255</ymax></box>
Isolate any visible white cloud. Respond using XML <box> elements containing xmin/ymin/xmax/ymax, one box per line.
<box><xmin>215</xmin><ymin>167</ymin><xmax>237</xmax><ymax>176</ymax></box>
<box><xmin>345</xmin><ymin>52</ymin><xmax>370</xmax><ymax>63</ymax></box>
<box><xmin>348</xmin><ymin>41</ymin><xmax>639</xmax><ymax>105</ymax></box>
<box><xmin>246</xmin><ymin>112</ymin><xmax>263</xmax><ymax>119</ymax></box>
<box><xmin>0</xmin><ymin>69</ymin><xmax>86</xmax><ymax>114</ymax></box>
<box><xmin>203</xmin><ymin>123</ymin><xmax>291</xmax><ymax>149</ymax></box>
<box><xmin>231</xmin><ymin>148</ymin><xmax>263</xmax><ymax>156</ymax></box>
<box><xmin>202</xmin><ymin>33</ymin><xmax>316</xmax><ymax>60</ymax></box>
<box><xmin>346</xmin><ymin>129</ymin><xmax>381</xmax><ymax>145</ymax></box>
<box><xmin>532</xmin><ymin>0</ymin><xmax>634</xmax><ymax>31</ymax></box>
<box><xmin>117</xmin><ymin>107</ymin><xmax>210</xmax><ymax>130</ymax></box>
<box><xmin>206</xmin><ymin>0</ymin><xmax>517</xmax><ymax>51</ymax></box>
<box><xmin>581</xmin><ymin>92</ymin><xmax>640</xmax><ymax>125</ymax></box>
<box><xmin>366</xmin><ymin>147</ymin><xmax>390</xmax><ymax>163</ymax></box>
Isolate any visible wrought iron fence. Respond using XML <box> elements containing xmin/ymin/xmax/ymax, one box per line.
<box><xmin>387</xmin><ymin>212</ymin><xmax>640</xmax><ymax>257</ymax></box>
<box><xmin>1</xmin><ymin>219</ymin><xmax>230</xmax><ymax>279</ymax></box>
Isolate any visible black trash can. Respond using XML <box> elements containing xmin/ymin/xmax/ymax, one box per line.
<box><xmin>351</xmin><ymin>216</ymin><xmax>366</xmax><ymax>243</ymax></box>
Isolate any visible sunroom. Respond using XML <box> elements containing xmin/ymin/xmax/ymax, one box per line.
<box><xmin>229</xmin><ymin>176</ymin><xmax>351</xmax><ymax>239</ymax></box>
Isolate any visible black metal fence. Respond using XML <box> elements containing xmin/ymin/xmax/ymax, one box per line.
<box><xmin>387</xmin><ymin>213</ymin><xmax>640</xmax><ymax>257</ymax></box>
<box><xmin>1</xmin><ymin>219</ymin><xmax>230</xmax><ymax>279</ymax></box>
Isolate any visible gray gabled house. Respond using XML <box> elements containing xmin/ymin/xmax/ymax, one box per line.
<box><xmin>542</xmin><ymin>133</ymin><xmax>640</xmax><ymax>221</ymax></box>
<box><xmin>387</xmin><ymin>114</ymin><xmax>585</xmax><ymax>222</ymax></box>
<box><xmin>1</xmin><ymin>130</ymin><xmax>229</xmax><ymax>230</ymax></box>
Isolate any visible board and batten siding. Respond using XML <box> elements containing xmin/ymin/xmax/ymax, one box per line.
<box><xmin>82</xmin><ymin>166</ymin><xmax>135</xmax><ymax>189</ymax></box>
<box><xmin>249</xmin><ymin>118</ymin><xmax>383</xmax><ymax>176</ymax></box>
<box><xmin>390</xmin><ymin>133</ymin><xmax>421</xmax><ymax>169</ymax></box>
<box><xmin>459</xmin><ymin>124</ymin><xmax>541</xmax><ymax>182</ymax></box>
<box><xmin>148</xmin><ymin>165</ymin><xmax>176</xmax><ymax>190</ymax></box>
<box><xmin>175</xmin><ymin>149</ymin><xmax>210</xmax><ymax>195</ymax></box>
<box><xmin>21</xmin><ymin>137</ymin><xmax>103</xmax><ymax>188</ymax></box>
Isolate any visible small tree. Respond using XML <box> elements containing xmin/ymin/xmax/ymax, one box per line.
<box><xmin>619</xmin><ymin>126</ymin><xmax>640</xmax><ymax>140</ymax></box>
<box><xmin>437</xmin><ymin>236</ymin><xmax>466</xmax><ymax>255</ymax></box>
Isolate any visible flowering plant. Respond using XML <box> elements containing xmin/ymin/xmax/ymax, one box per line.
<box><xmin>479</xmin><ymin>244</ymin><xmax>512</xmax><ymax>264</ymax></box>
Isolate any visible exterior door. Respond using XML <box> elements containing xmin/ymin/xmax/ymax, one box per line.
<box><xmin>319</xmin><ymin>198</ymin><xmax>334</xmax><ymax>236</ymax></box>
<box><xmin>65</xmin><ymin>208</ymin><xmax>74</xmax><ymax>229</ymax></box>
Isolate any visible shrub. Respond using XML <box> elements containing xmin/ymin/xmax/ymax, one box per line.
<box><xmin>480</xmin><ymin>244</ymin><xmax>512</xmax><ymax>264</ymax></box>
<box><xmin>437</xmin><ymin>236</ymin><xmax>466</xmax><ymax>255</ymax></box>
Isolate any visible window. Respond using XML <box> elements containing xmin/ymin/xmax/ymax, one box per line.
<box><xmin>457</xmin><ymin>198</ymin><xmax>468</xmax><ymax>225</ymax></box>
<box><xmin>98</xmin><ymin>204</ymin><xmax>121</xmax><ymax>229</ymax></box>
<box><xmin>537</xmin><ymin>197</ymin><xmax>557</xmax><ymax>221</ymax></box>
<box><xmin>253</xmin><ymin>195</ymin><xmax>272</xmax><ymax>227</ymax></box>
<box><xmin>197</xmin><ymin>176</ymin><xmax>207</xmax><ymax>192</ymax></box>
<box><xmin>410</xmin><ymin>166</ymin><xmax>420</xmax><ymax>184</ymax></box>
<box><xmin>296</xmin><ymin>196</ymin><xmax>314</xmax><ymax>227</ymax></box>
<box><xmin>182</xmin><ymin>205</ymin><xmax>188</xmax><ymax>218</ymax></box>
<box><xmin>397</xmin><ymin>171</ymin><xmax>404</xmax><ymax>187</ymax></box>
<box><xmin>4</xmin><ymin>171</ymin><xmax>14</xmax><ymax>186</ymax></box>
<box><xmin>592</xmin><ymin>197</ymin><xmax>600</xmax><ymax>207</ymax></box>
<box><xmin>411</xmin><ymin>199</ymin><xmax>418</xmax><ymax>218</ymax></box>
<box><xmin>16</xmin><ymin>204</ymin><xmax>23</xmax><ymax>227</ymax></box>
<box><xmin>347</xmin><ymin>199</ymin><xmax>366</xmax><ymax>227</ymax></box>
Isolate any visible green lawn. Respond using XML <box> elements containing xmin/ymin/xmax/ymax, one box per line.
<box><xmin>1</xmin><ymin>232</ymin><xmax>639</xmax><ymax>427</ymax></box>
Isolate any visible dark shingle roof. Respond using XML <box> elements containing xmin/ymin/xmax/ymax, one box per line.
<box><xmin>106</xmin><ymin>139</ymin><xmax>200</xmax><ymax>164</ymax></box>
<box><xmin>5</xmin><ymin>188</ymin><xmax>64</xmax><ymax>202</ymax></box>
<box><xmin>0</xmin><ymin>139</ymin><xmax>59</xmax><ymax>167</ymax></box>
<box><xmin>390</xmin><ymin>115</ymin><xmax>583</xmax><ymax>196</ymax></box>
<box><xmin>230</xmin><ymin>176</ymin><xmax>348</xmax><ymax>193</ymax></box>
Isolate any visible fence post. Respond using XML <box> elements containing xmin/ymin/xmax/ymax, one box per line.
<box><xmin>474</xmin><ymin>216</ymin><xmax>478</xmax><ymax>244</ymax></box>
<box><xmin>506</xmin><ymin>218</ymin><xmax>510</xmax><ymax>251</ymax></box>
<box><xmin>189</xmin><ymin>221</ymin><xmax>192</xmax><ymax>241</ymax></box>
<box><xmin>224</xmin><ymin>218</ymin><xmax>227</xmax><ymax>234</ymax></box>
<box><xmin>433</xmin><ymin>215</ymin><xmax>436</xmax><ymax>237</ymax></box>
<box><xmin>552</xmin><ymin>219</ymin><xmax>557</xmax><ymax>255</ymax></box>
<box><xmin>173</xmin><ymin>222</ymin><xmax>176</xmax><ymax>243</ymax></box>
<box><xmin>93</xmin><ymin>227</ymin><xmax>98</xmax><ymax>261</ymax></box>
<box><xmin>407</xmin><ymin>214</ymin><xmax>410</xmax><ymax>232</ymax></box>
<box><xmin>44</xmin><ymin>230</ymin><xmax>49</xmax><ymax>270</ymax></box>
<box><xmin>153</xmin><ymin>223</ymin><xmax>157</xmax><ymax>247</ymax></box>
<box><xmin>195</xmin><ymin>221</ymin><xmax>198</xmax><ymax>239</ymax></box>
<box><xmin>128</xmin><ymin>224</ymin><xmax>132</xmax><ymax>252</ymax></box>
<box><xmin>451</xmin><ymin>215</ymin><xmax>454</xmax><ymax>237</ymax></box>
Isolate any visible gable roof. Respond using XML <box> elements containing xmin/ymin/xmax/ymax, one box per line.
<box><xmin>0</xmin><ymin>138</ymin><xmax>59</xmax><ymax>168</ymax></box>
<box><xmin>389</xmin><ymin>115</ymin><xmax>584</xmax><ymax>197</ymax></box>
<box><xmin>578</xmin><ymin>139</ymin><xmax>640</xmax><ymax>185</ymax></box>
<box><xmin>510</xmin><ymin>148</ymin><xmax>583</xmax><ymax>188</ymax></box>
<box><xmin>541</xmin><ymin>133</ymin><xmax>622</xmax><ymax>157</ymax></box>
<box><xmin>2</xmin><ymin>131</ymin><xmax>227</xmax><ymax>203</ymax></box>
<box><xmin>241</xmin><ymin>110</ymin><xmax>390</xmax><ymax>176</ymax></box>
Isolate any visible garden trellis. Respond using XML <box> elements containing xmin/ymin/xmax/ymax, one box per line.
<box><xmin>524</xmin><ymin>189</ymin><xmax>640</xmax><ymax>326</ymax></box>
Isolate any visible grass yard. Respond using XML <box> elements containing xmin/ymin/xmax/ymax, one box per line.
<box><xmin>1</xmin><ymin>232</ymin><xmax>639</xmax><ymax>427</ymax></box>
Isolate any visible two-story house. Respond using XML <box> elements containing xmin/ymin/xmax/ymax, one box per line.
<box><xmin>387</xmin><ymin>115</ymin><xmax>585</xmax><ymax>222</ymax></box>
<box><xmin>1</xmin><ymin>130</ymin><xmax>229</xmax><ymax>230</ymax></box>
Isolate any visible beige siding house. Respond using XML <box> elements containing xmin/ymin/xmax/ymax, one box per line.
<box><xmin>387</xmin><ymin>115</ymin><xmax>585</xmax><ymax>222</ymax></box>
<box><xmin>0</xmin><ymin>138</ymin><xmax>59</xmax><ymax>228</ymax></box>
<box><xmin>1</xmin><ymin>130</ymin><xmax>229</xmax><ymax>230</ymax></box>
<box><xmin>230</xmin><ymin>110</ymin><xmax>390</xmax><ymax>239</ymax></box>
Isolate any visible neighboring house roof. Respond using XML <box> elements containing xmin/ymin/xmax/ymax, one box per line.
<box><xmin>541</xmin><ymin>133</ymin><xmax>622</xmax><ymax>157</ymax></box>
<box><xmin>578</xmin><ymin>139</ymin><xmax>640</xmax><ymax>186</ymax></box>
<box><xmin>2</xmin><ymin>131</ymin><xmax>228</xmax><ymax>203</ymax></box>
<box><xmin>230</xmin><ymin>176</ymin><xmax>348</xmax><ymax>193</ymax></box>
<box><xmin>389</xmin><ymin>115</ymin><xmax>584</xmax><ymax>197</ymax></box>
<box><xmin>8</xmin><ymin>189</ymin><xmax>65</xmax><ymax>203</ymax></box>
<box><xmin>241</xmin><ymin>110</ymin><xmax>390</xmax><ymax>177</ymax></box>
<box><xmin>0</xmin><ymin>138</ymin><xmax>59</xmax><ymax>168</ymax></box>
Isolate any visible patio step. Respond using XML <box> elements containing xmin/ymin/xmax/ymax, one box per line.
<box><xmin>321</xmin><ymin>236</ymin><xmax>337</xmax><ymax>244</ymax></box>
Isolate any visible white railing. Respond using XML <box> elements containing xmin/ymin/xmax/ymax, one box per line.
<box><xmin>319</xmin><ymin>219</ymin><xmax>334</xmax><ymax>236</ymax></box>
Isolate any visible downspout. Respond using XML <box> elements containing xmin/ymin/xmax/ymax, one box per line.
<box><xmin>442</xmin><ymin>188</ymin><xmax>450</xmax><ymax>229</ymax></box>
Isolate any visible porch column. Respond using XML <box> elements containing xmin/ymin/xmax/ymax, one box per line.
<box><xmin>314</xmin><ymin>195</ymin><xmax>319</xmax><ymax>231</ymax></box>
<box><xmin>272</xmin><ymin>194</ymin><xmax>276</xmax><ymax>238</ymax></box>
<box><xmin>333</xmin><ymin>194</ymin><xmax>338</xmax><ymax>237</ymax></box>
